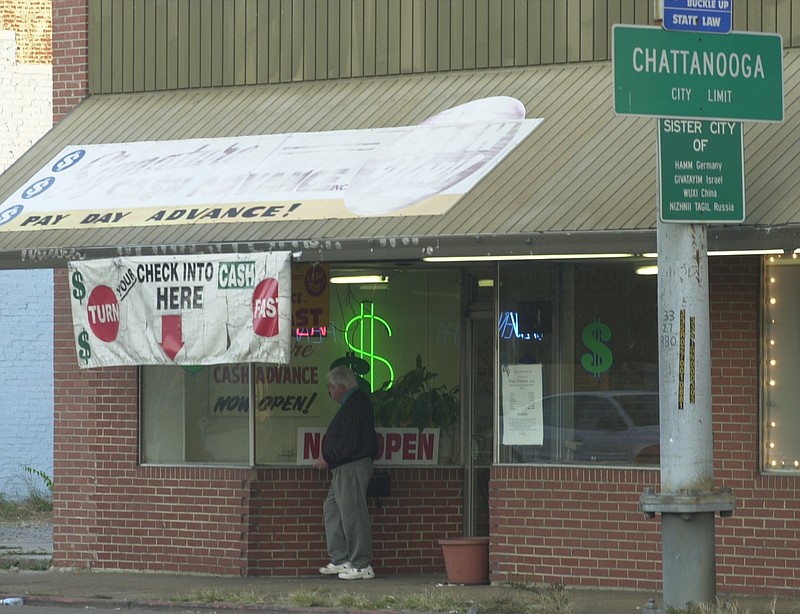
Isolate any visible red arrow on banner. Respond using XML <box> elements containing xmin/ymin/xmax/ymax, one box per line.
<box><xmin>161</xmin><ymin>314</ymin><xmax>184</xmax><ymax>360</ymax></box>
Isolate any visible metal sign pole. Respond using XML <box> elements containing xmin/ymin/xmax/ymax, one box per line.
<box><xmin>653</xmin><ymin>220</ymin><xmax>719</xmax><ymax>608</ymax></box>
<box><xmin>655</xmin><ymin>0</ymin><xmax>664</xmax><ymax>23</ymax></box>
<box><xmin>633</xmin><ymin>8</ymin><xmax>737</xmax><ymax>609</ymax></box>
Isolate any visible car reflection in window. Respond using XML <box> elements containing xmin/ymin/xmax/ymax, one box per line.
<box><xmin>512</xmin><ymin>391</ymin><xmax>660</xmax><ymax>465</ymax></box>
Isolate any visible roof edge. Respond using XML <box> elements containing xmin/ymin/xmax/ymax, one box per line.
<box><xmin>3</xmin><ymin>226</ymin><xmax>794</xmax><ymax>270</ymax></box>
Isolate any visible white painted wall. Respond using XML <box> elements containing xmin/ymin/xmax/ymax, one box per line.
<box><xmin>0</xmin><ymin>30</ymin><xmax>54</xmax><ymax>500</ymax></box>
<box><xmin>0</xmin><ymin>269</ymin><xmax>54</xmax><ymax>499</ymax></box>
<box><xmin>0</xmin><ymin>30</ymin><xmax>52</xmax><ymax>174</ymax></box>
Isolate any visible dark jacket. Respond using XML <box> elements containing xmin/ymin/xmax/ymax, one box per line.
<box><xmin>322</xmin><ymin>389</ymin><xmax>379</xmax><ymax>470</ymax></box>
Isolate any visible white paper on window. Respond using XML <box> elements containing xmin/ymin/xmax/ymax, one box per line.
<box><xmin>501</xmin><ymin>363</ymin><xmax>544</xmax><ymax>446</ymax></box>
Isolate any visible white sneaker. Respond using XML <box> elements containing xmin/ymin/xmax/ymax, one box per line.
<box><xmin>319</xmin><ymin>561</ymin><xmax>352</xmax><ymax>575</ymax></box>
<box><xmin>338</xmin><ymin>565</ymin><xmax>375</xmax><ymax>580</ymax></box>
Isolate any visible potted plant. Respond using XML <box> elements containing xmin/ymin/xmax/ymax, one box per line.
<box><xmin>371</xmin><ymin>354</ymin><xmax>459</xmax><ymax>432</ymax></box>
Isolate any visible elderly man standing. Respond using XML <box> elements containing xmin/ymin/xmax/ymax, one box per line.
<box><xmin>313</xmin><ymin>365</ymin><xmax>379</xmax><ymax>580</ymax></box>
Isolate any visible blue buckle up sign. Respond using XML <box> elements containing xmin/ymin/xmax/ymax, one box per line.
<box><xmin>663</xmin><ymin>0</ymin><xmax>732</xmax><ymax>34</ymax></box>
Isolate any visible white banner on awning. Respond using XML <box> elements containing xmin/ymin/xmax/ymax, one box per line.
<box><xmin>0</xmin><ymin>97</ymin><xmax>542</xmax><ymax>232</ymax></box>
<box><xmin>68</xmin><ymin>252</ymin><xmax>292</xmax><ymax>368</ymax></box>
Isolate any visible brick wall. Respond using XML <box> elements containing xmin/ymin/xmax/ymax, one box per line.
<box><xmin>491</xmin><ymin>257</ymin><xmax>800</xmax><ymax>597</ymax></box>
<box><xmin>51</xmin><ymin>0</ymin><xmax>87</xmax><ymax>122</ymax></box>
<box><xmin>54</xmin><ymin>270</ymin><xmax>461</xmax><ymax>575</ymax></box>
<box><xmin>709</xmin><ymin>257</ymin><xmax>800</xmax><ymax>595</ymax></box>
<box><xmin>370</xmin><ymin>468</ymin><xmax>462</xmax><ymax>573</ymax></box>
<box><xmin>249</xmin><ymin>468</ymin><xmax>461</xmax><ymax>575</ymax></box>
<box><xmin>0</xmin><ymin>0</ymin><xmax>51</xmax><ymax>64</ymax></box>
<box><xmin>53</xmin><ymin>270</ymin><xmax>251</xmax><ymax>573</ymax></box>
<box><xmin>490</xmin><ymin>466</ymin><xmax>662</xmax><ymax>589</ymax></box>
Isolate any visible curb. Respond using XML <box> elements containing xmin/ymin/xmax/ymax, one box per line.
<box><xmin>23</xmin><ymin>595</ymin><xmax>424</xmax><ymax>614</ymax></box>
<box><xmin>25</xmin><ymin>596</ymin><xmax>277</xmax><ymax>611</ymax></box>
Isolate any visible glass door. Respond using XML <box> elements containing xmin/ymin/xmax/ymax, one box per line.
<box><xmin>464</xmin><ymin>283</ymin><xmax>495</xmax><ymax>536</ymax></box>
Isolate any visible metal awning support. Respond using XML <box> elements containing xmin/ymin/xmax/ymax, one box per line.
<box><xmin>640</xmin><ymin>488</ymin><xmax>735</xmax><ymax>517</ymax></box>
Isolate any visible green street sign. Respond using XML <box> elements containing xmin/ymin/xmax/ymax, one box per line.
<box><xmin>613</xmin><ymin>25</ymin><xmax>784</xmax><ymax>122</ymax></box>
<box><xmin>658</xmin><ymin>119</ymin><xmax>744</xmax><ymax>223</ymax></box>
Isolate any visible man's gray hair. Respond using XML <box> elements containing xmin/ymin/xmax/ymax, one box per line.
<box><xmin>328</xmin><ymin>365</ymin><xmax>358</xmax><ymax>389</ymax></box>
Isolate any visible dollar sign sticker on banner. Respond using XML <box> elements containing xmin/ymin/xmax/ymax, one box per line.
<box><xmin>345</xmin><ymin>302</ymin><xmax>394</xmax><ymax>392</ymax></box>
<box><xmin>71</xmin><ymin>270</ymin><xmax>86</xmax><ymax>304</ymax></box>
<box><xmin>581</xmin><ymin>318</ymin><xmax>613</xmax><ymax>377</ymax></box>
<box><xmin>77</xmin><ymin>329</ymin><xmax>91</xmax><ymax>363</ymax></box>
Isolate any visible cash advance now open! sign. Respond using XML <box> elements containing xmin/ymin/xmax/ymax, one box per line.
<box><xmin>68</xmin><ymin>252</ymin><xmax>292</xmax><ymax>368</ymax></box>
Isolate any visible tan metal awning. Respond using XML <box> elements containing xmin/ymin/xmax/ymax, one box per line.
<box><xmin>1</xmin><ymin>52</ymin><xmax>799</xmax><ymax>269</ymax></box>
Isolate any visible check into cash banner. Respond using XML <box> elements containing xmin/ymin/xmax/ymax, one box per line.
<box><xmin>68</xmin><ymin>252</ymin><xmax>292</xmax><ymax>368</ymax></box>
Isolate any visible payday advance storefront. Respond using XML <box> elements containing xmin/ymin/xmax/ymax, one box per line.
<box><xmin>2</xmin><ymin>81</ymin><xmax>674</xmax><ymax>580</ymax></box>
<box><xmin>4</xmin><ymin>85</ymin><xmax>796</xmax><ymax>589</ymax></box>
<box><xmin>5</xmin><ymin>0</ymin><xmax>800</xmax><ymax>594</ymax></box>
<box><xmin>6</xmin><ymin>94</ymin><xmax>559</xmax><ymax>576</ymax></box>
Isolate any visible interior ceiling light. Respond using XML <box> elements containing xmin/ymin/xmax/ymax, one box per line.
<box><xmin>423</xmin><ymin>253</ymin><xmax>633</xmax><ymax>262</ymax></box>
<box><xmin>647</xmin><ymin>250</ymin><xmax>785</xmax><ymax>257</ymax></box>
<box><xmin>330</xmin><ymin>275</ymin><xmax>389</xmax><ymax>284</ymax></box>
<box><xmin>635</xmin><ymin>265</ymin><xmax>659</xmax><ymax>276</ymax></box>
<box><xmin>707</xmin><ymin>249</ymin><xmax>785</xmax><ymax>256</ymax></box>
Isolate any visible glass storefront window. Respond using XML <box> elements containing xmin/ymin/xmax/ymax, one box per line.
<box><xmin>141</xmin><ymin>265</ymin><xmax>462</xmax><ymax>467</ymax></box>
<box><xmin>497</xmin><ymin>260</ymin><xmax>659</xmax><ymax>466</ymax></box>
<box><xmin>141</xmin><ymin>364</ymin><xmax>250</xmax><ymax>464</ymax></box>
<box><xmin>762</xmin><ymin>255</ymin><xmax>800</xmax><ymax>472</ymax></box>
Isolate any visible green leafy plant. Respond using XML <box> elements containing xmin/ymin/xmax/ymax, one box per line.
<box><xmin>23</xmin><ymin>466</ymin><xmax>54</xmax><ymax>493</ymax></box>
<box><xmin>372</xmin><ymin>354</ymin><xmax>459</xmax><ymax>431</ymax></box>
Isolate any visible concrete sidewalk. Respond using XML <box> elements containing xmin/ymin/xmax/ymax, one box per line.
<box><xmin>0</xmin><ymin>520</ymin><xmax>52</xmax><ymax>571</ymax></box>
<box><xmin>2</xmin><ymin>568</ymin><xmax>798</xmax><ymax>614</ymax></box>
<box><xmin>1</xmin><ymin>522</ymin><xmax>798</xmax><ymax>613</ymax></box>
<box><xmin>0</xmin><ymin>569</ymin><xmax>649</xmax><ymax>613</ymax></box>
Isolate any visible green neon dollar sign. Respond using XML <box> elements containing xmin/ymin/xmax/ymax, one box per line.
<box><xmin>345</xmin><ymin>302</ymin><xmax>395</xmax><ymax>392</ymax></box>
<box><xmin>581</xmin><ymin>318</ymin><xmax>613</xmax><ymax>377</ymax></box>
<box><xmin>77</xmin><ymin>329</ymin><xmax>91</xmax><ymax>363</ymax></box>
<box><xmin>71</xmin><ymin>270</ymin><xmax>86</xmax><ymax>304</ymax></box>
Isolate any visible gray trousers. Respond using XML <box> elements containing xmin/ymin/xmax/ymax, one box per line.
<box><xmin>323</xmin><ymin>457</ymin><xmax>373</xmax><ymax>568</ymax></box>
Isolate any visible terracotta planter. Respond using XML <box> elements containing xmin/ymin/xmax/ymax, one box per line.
<box><xmin>438</xmin><ymin>536</ymin><xmax>490</xmax><ymax>585</ymax></box>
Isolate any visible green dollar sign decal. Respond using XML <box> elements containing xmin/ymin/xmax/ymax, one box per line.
<box><xmin>581</xmin><ymin>318</ymin><xmax>613</xmax><ymax>377</ymax></box>
<box><xmin>71</xmin><ymin>270</ymin><xmax>86</xmax><ymax>304</ymax></box>
<box><xmin>77</xmin><ymin>329</ymin><xmax>92</xmax><ymax>363</ymax></box>
<box><xmin>345</xmin><ymin>302</ymin><xmax>394</xmax><ymax>392</ymax></box>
